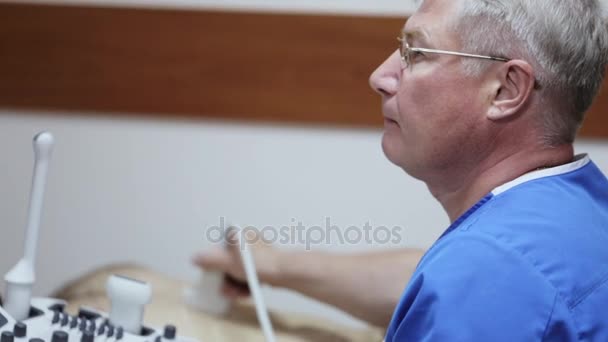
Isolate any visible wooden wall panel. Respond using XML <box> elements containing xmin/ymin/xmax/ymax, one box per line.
<box><xmin>584</xmin><ymin>86</ymin><xmax>608</xmax><ymax>138</ymax></box>
<box><xmin>0</xmin><ymin>2</ymin><xmax>606</xmax><ymax>137</ymax></box>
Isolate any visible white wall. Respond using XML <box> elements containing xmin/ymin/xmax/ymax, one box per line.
<box><xmin>4</xmin><ymin>0</ymin><xmax>608</xmax><ymax>16</ymax></box>
<box><xmin>0</xmin><ymin>0</ymin><xmax>418</xmax><ymax>16</ymax></box>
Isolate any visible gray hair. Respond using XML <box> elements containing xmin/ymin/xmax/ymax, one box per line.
<box><xmin>453</xmin><ymin>0</ymin><xmax>608</xmax><ymax>145</ymax></box>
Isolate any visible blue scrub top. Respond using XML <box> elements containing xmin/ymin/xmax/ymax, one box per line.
<box><xmin>386</xmin><ymin>155</ymin><xmax>608</xmax><ymax>341</ymax></box>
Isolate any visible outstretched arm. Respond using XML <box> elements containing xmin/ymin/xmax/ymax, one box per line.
<box><xmin>193</xmin><ymin>241</ymin><xmax>423</xmax><ymax>327</ymax></box>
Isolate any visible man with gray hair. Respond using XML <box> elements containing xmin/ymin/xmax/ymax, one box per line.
<box><xmin>371</xmin><ymin>0</ymin><xmax>608</xmax><ymax>340</ymax></box>
<box><xmin>195</xmin><ymin>0</ymin><xmax>608</xmax><ymax>340</ymax></box>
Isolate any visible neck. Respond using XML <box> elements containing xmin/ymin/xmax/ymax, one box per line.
<box><xmin>428</xmin><ymin>144</ymin><xmax>574</xmax><ymax>223</ymax></box>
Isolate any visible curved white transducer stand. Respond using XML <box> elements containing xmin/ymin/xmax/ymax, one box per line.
<box><xmin>106</xmin><ymin>275</ymin><xmax>153</xmax><ymax>335</ymax></box>
<box><xmin>3</xmin><ymin>132</ymin><xmax>54</xmax><ymax>321</ymax></box>
<box><xmin>232</xmin><ymin>226</ymin><xmax>276</xmax><ymax>342</ymax></box>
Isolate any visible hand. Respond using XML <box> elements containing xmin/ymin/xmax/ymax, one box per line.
<box><xmin>192</xmin><ymin>228</ymin><xmax>280</xmax><ymax>299</ymax></box>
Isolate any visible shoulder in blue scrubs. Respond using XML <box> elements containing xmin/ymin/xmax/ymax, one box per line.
<box><xmin>385</xmin><ymin>155</ymin><xmax>608</xmax><ymax>341</ymax></box>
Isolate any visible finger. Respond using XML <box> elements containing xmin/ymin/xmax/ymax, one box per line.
<box><xmin>192</xmin><ymin>248</ymin><xmax>231</xmax><ymax>271</ymax></box>
<box><xmin>221</xmin><ymin>283</ymin><xmax>239</xmax><ymax>298</ymax></box>
<box><xmin>225</xmin><ymin>274</ymin><xmax>250</xmax><ymax>292</ymax></box>
<box><xmin>222</xmin><ymin>282</ymin><xmax>250</xmax><ymax>299</ymax></box>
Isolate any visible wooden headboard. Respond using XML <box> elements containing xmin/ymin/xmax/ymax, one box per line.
<box><xmin>0</xmin><ymin>2</ymin><xmax>606</xmax><ymax>137</ymax></box>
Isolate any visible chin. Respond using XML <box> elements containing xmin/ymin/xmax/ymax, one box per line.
<box><xmin>381</xmin><ymin>132</ymin><xmax>405</xmax><ymax>167</ymax></box>
<box><xmin>381</xmin><ymin>133</ymin><xmax>426</xmax><ymax>180</ymax></box>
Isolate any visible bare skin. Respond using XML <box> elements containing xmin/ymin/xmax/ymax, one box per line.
<box><xmin>193</xmin><ymin>237</ymin><xmax>424</xmax><ymax>327</ymax></box>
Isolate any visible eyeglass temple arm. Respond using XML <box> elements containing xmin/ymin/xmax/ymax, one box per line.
<box><xmin>410</xmin><ymin>47</ymin><xmax>510</xmax><ymax>62</ymax></box>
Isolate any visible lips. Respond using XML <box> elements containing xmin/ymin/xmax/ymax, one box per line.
<box><xmin>382</xmin><ymin>103</ymin><xmax>399</xmax><ymax>126</ymax></box>
<box><xmin>384</xmin><ymin>117</ymin><xmax>399</xmax><ymax>126</ymax></box>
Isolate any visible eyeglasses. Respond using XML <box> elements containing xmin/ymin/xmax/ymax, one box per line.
<box><xmin>397</xmin><ymin>35</ymin><xmax>510</xmax><ymax>69</ymax></box>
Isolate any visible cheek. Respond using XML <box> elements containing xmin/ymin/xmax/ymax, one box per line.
<box><xmin>394</xmin><ymin>74</ymin><xmax>484</xmax><ymax>157</ymax></box>
<box><xmin>397</xmin><ymin>71</ymin><xmax>480</xmax><ymax>124</ymax></box>
<box><xmin>395</xmin><ymin>76</ymin><xmax>445</xmax><ymax>136</ymax></box>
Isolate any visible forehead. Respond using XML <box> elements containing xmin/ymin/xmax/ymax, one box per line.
<box><xmin>403</xmin><ymin>0</ymin><xmax>461</xmax><ymax>46</ymax></box>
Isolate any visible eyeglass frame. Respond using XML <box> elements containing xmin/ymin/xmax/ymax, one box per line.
<box><xmin>397</xmin><ymin>35</ymin><xmax>510</xmax><ymax>69</ymax></box>
<box><xmin>396</xmin><ymin>33</ymin><xmax>542</xmax><ymax>90</ymax></box>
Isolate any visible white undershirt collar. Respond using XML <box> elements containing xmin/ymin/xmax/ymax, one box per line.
<box><xmin>491</xmin><ymin>154</ymin><xmax>590</xmax><ymax>196</ymax></box>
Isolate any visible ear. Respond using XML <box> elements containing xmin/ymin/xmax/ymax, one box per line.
<box><xmin>486</xmin><ymin>60</ymin><xmax>536</xmax><ymax>121</ymax></box>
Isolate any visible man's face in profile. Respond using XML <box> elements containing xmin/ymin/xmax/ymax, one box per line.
<box><xmin>369</xmin><ymin>0</ymin><xmax>494</xmax><ymax>180</ymax></box>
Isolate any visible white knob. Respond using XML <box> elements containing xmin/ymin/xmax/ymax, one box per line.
<box><xmin>33</xmin><ymin>131</ymin><xmax>54</xmax><ymax>161</ymax></box>
<box><xmin>106</xmin><ymin>275</ymin><xmax>152</xmax><ymax>335</ymax></box>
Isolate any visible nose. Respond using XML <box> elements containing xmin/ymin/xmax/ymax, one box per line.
<box><xmin>369</xmin><ymin>50</ymin><xmax>402</xmax><ymax>98</ymax></box>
